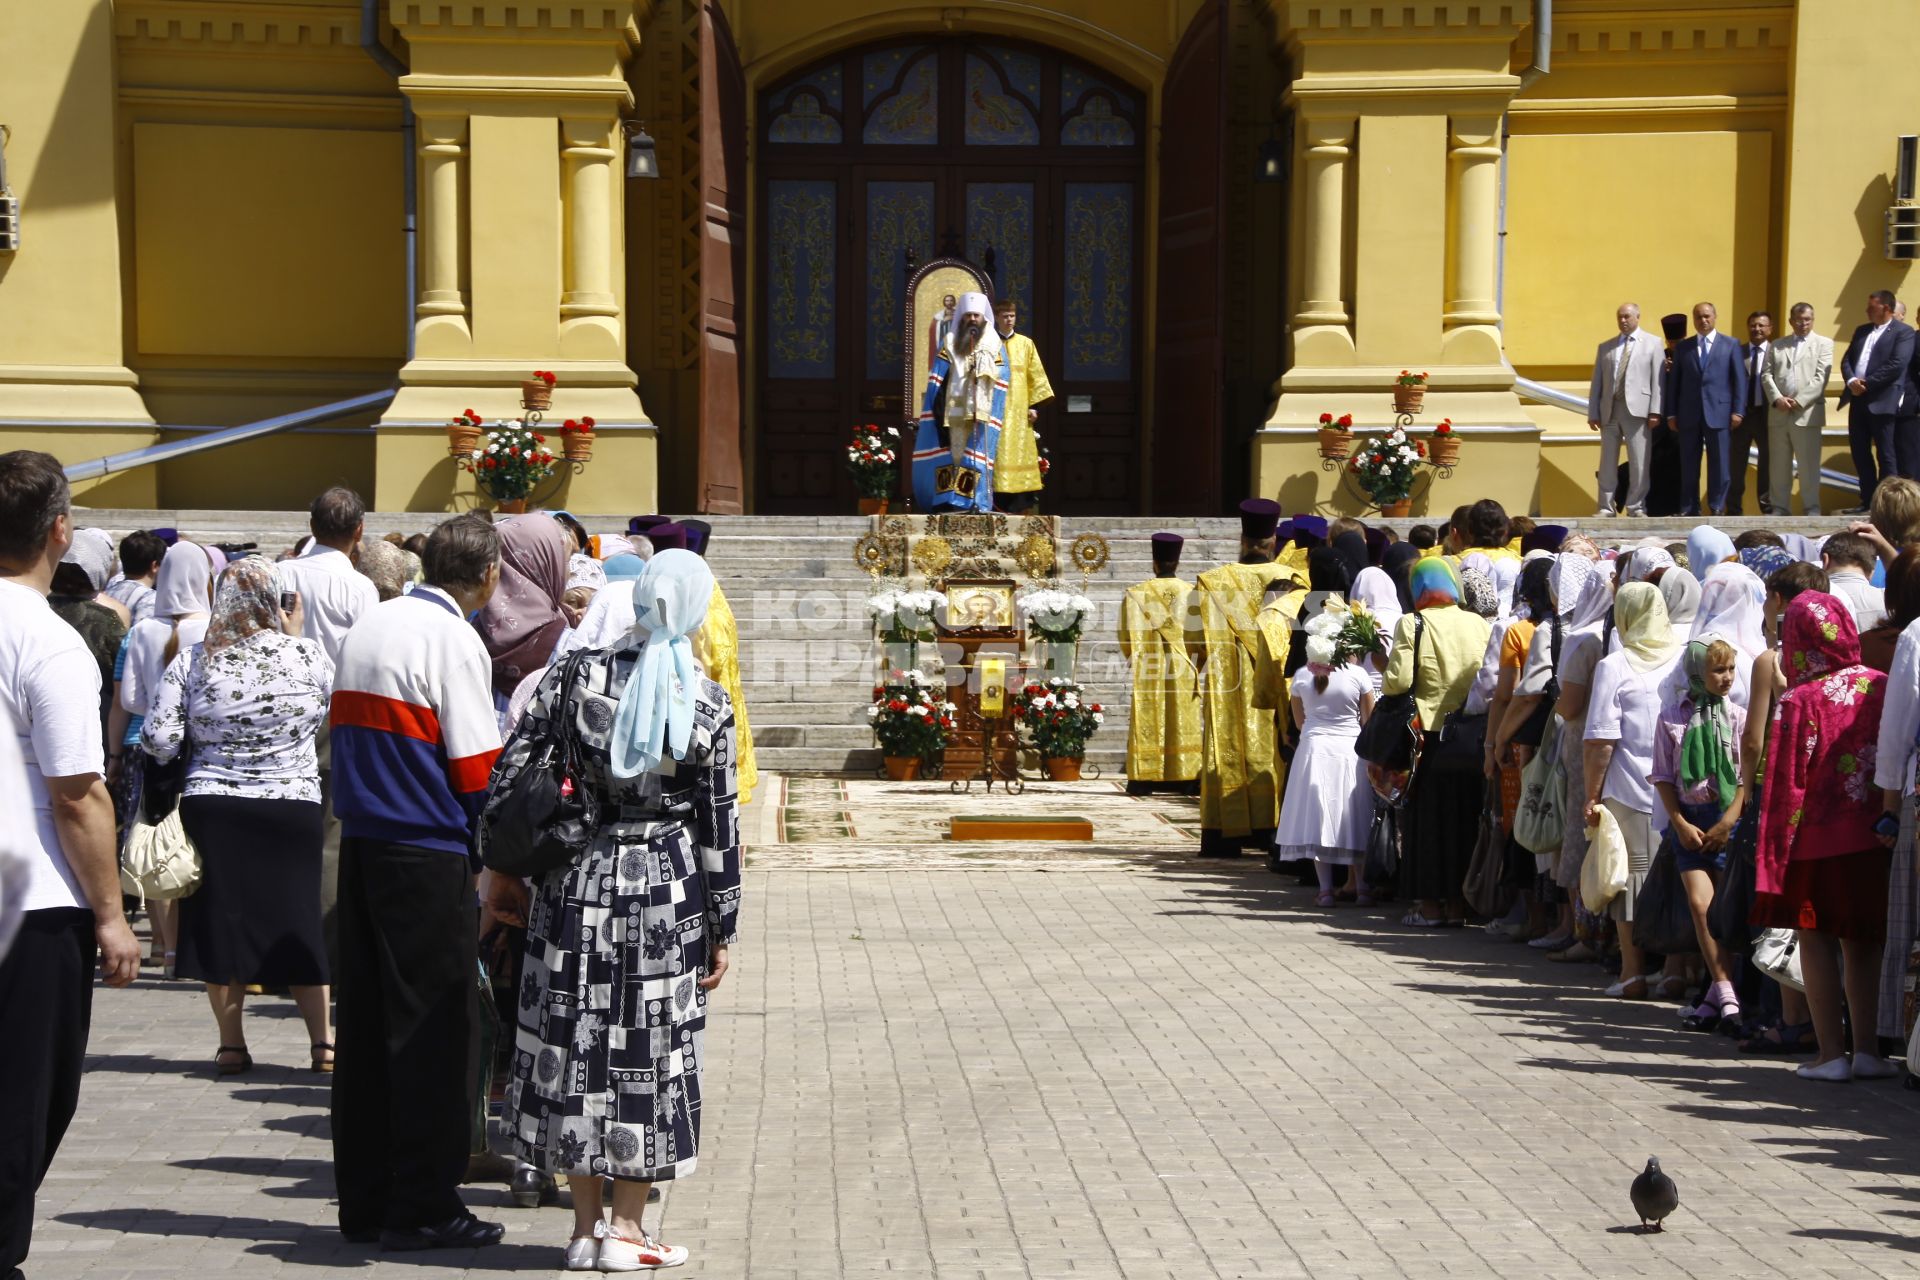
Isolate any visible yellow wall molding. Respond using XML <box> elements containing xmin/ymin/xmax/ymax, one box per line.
<box><xmin>399</xmin><ymin>79</ymin><xmax>638</xmax><ymax>111</ymax></box>
<box><xmin>118</xmin><ymin>87</ymin><xmax>403</xmax><ymax>120</ymax></box>
<box><xmin>392</xmin><ymin>2</ymin><xmax>643</xmax><ymax>43</ymax></box>
<box><xmin>115</xmin><ymin>1</ymin><xmax>365</xmax><ymax>50</ymax></box>
<box><xmin>1509</xmin><ymin>93</ymin><xmax>1788</xmax><ymax>116</ymax></box>
<box><xmin>0</xmin><ymin>364</ymin><xmax>143</xmax><ymax>389</ymax></box>
<box><xmin>1274</xmin><ymin>3</ymin><xmax>1527</xmax><ymax>34</ymax></box>
<box><xmin>1549</xmin><ymin>5</ymin><xmax>1792</xmax><ymax>60</ymax></box>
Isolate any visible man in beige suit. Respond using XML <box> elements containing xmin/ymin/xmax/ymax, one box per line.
<box><xmin>1586</xmin><ymin>302</ymin><xmax>1665</xmax><ymax>516</ymax></box>
<box><xmin>1763</xmin><ymin>301</ymin><xmax>1835</xmax><ymax>515</ymax></box>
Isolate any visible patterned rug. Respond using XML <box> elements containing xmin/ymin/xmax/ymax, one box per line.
<box><xmin>747</xmin><ymin>772</ymin><xmax>1207</xmax><ymax>871</ymax></box>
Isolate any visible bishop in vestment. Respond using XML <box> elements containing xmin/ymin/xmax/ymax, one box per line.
<box><xmin>1192</xmin><ymin>499</ymin><xmax>1300</xmax><ymax>857</ymax></box>
<box><xmin>992</xmin><ymin>298</ymin><xmax>1055</xmax><ymax>513</ymax></box>
<box><xmin>682</xmin><ymin>520</ymin><xmax>758</xmax><ymax>806</ymax></box>
<box><xmin>1118</xmin><ymin>532</ymin><xmax>1200</xmax><ymax>791</ymax></box>
<box><xmin>913</xmin><ymin>291</ymin><xmax>1008</xmax><ymax>513</ymax></box>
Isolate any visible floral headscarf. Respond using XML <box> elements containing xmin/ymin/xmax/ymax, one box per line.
<box><xmin>1620</xmin><ymin>546</ymin><xmax>1674</xmax><ymax>585</ymax></box>
<box><xmin>1459</xmin><ymin>566</ymin><xmax>1500</xmax><ymax>619</ymax></box>
<box><xmin>1781</xmin><ymin>589</ymin><xmax>1860</xmax><ymax>686</ymax></box>
<box><xmin>1680</xmin><ymin>639</ymin><xmax>1739</xmax><ymax>807</ymax></box>
<box><xmin>1738</xmin><ymin>544</ymin><xmax>1795</xmax><ymax>582</ymax></box>
<box><xmin>204</xmin><ymin>556</ymin><xmax>286</xmax><ymax>654</ymax></box>
<box><xmin>1552</xmin><ymin>552</ymin><xmax>1613</xmax><ymax>632</ymax></box>
<box><xmin>1613</xmin><ymin>581</ymin><xmax>1682</xmax><ymax>673</ymax></box>
<box><xmin>1409</xmin><ymin>556</ymin><xmax>1463</xmax><ymax>611</ymax></box>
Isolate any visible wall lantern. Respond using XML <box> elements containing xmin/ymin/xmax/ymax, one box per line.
<box><xmin>1255</xmin><ymin>120</ymin><xmax>1291</xmax><ymax>185</ymax></box>
<box><xmin>624</xmin><ymin>122</ymin><xmax>659</xmax><ymax>180</ymax></box>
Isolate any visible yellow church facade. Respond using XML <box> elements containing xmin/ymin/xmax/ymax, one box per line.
<box><xmin>0</xmin><ymin>1</ymin><xmax>1913</xmax><ymax>517</ymax></box>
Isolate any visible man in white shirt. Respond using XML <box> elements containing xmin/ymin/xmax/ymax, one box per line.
<box><xmin>0</xmin><ymin>450</ymin><xmax>140</xmax><ymax>1278</ymax></box>
<box><xmin>278</xmin><ymin>486</ymin><xmax>379</xmax><ymax>983</ymax></box>
<box><xmin>1763</xmin><ymin>302</ymin><xmax>1835</xmax><ymax>516</ymax></box>
<box><xmin>1821</xmin><ymin>531</ymin><xmax>1887</xmax><ymax>630</ymax></box>
<box><xmin>1839</xmin><ymin>289</ymin><xmax>1916</xmax><ymax>513</ymax></box>
<box><xmin>1586</xmin><ymin>302</ymin><xmax>1665</xmax><ymax>516</ymax></box>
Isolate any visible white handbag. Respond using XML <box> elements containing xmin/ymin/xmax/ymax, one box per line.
<box><xmin>1579</xmin><ymin>803</ymin><xmax>1630</xmax><ymax>914</ymax></box>
<box><xmin>122</xmin><ymin>806</ymin><xmax>202</xmax><ymax>900</ymax></box>
<box><xmin>1752</xmin><ymin>927</ymin><xmax>1805</xmax><ymax>992</ymax></box>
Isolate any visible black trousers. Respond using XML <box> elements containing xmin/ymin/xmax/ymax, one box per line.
<box><xmin>1727</xmin><ymin>402</ymin><xmax>1771</xmax><ymax>514</ymax></box>
<box><xmin>1897</xmin><ymin>414</ymin><xmax>1920</xmax><ymax>481</ymax></box>
<box><xmin>1850</xmin><ymin>409</ymin><xmax>1899</xmax><ymax>506</ymax></box>
<box><xmin>0</xmin><ymin>909</ymin><xmax>96</xmax><ymax>1276</ymax></box>
<box><xmin>331</xmin><ymin>838</ymin><xmax>476</xmax><ymax>1234</ymax></box>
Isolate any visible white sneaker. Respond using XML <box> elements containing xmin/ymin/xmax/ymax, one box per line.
<box><xmin>1852</xmin><ymin>1053</ymin><xmax>1901</xmax><ymax>1081</ymax></box>
<box><xmin>599</xmin><ymin>1232</ymin><xmax>689</xmax><ymax>1271</ymax></box>
<box><xmin>565</xmin><ymin>1236</ymin><xmax>601</xmax><ymax>1271</ymax></box>
<box><xmin>1797</xmin><ymin>1057</ymin><xmax>1852</xmax><ymax>1082</ymax></box>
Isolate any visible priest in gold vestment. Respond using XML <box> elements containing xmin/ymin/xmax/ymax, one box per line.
<box><xmin>1192</xmin><ymin>499</ymin><xmax>1299</xmax><ymax>858</ymax></box>
<box><xmin>681</xmin><ymin>520</ymin><xmax>757</xmax><ymax>805</ymax></box>
<box><xmin>1118</xmin><ymin>532</ymin><xmax>1200</xmax><ymax>792</ymax></box>
<box><xmin>992</xmin><ymin>298</ymin><xmax>1054</xmax><ymax>515</ymax></box>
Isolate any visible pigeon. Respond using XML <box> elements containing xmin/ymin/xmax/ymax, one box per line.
<box><xmin>1630</xmin><ymin>1156</ymin><xmax>1679</xmax><ymax>1233</ymax></box>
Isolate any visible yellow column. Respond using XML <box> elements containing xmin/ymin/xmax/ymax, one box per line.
<box><xmin>1292</xmin><ymin>115</ymin><xmax>1356</xmax><ymax>365</ymax></box>
<box><xmin>415</xmin><ymin>114</ymin><xmax>471</xmax><ymax>352</ymax></box>
<box><xmin>559</xmin><ymin>116</ymin><xmax>622</xmax><ymax>357</ymax></box>
<box><xmin>1441</xmin><ymin>113</ymin><xmax>1504</xmax><ymax>365</ymax></box>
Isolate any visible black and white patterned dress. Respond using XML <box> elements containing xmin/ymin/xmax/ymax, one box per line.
<box><xmin>500</xmin><ymin>648</ymin><xmax>742</xmax><ymax>1182</ymax></box>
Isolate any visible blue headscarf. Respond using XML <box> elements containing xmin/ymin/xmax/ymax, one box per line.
<box><xmin>1688</xmin><ymin>527</ymin><xmax>1736</xmax><ymax>582</ymax></box>
<box><xmin>609</xmin><ymin>550</ymin><xmax>715</xmax><ymax>779</ymax></box>
<box><xmin>602</xmin><ymin>553</ymin><xmax>647</xmax><ymax>582</ymax></box>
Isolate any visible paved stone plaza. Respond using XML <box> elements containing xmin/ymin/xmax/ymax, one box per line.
<box><xmin>26</xmin><ymin>778</ymin><xmax>1920</xmax><ymax>1278</ymax></box>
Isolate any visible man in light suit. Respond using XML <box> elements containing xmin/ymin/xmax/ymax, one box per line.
<box><xmin>1763</xmin><ymin>301</ymin><xmax>1834</xmax><ymax>516</ymax></box>
<box><xmin>1585</xmin><ymin>302</ymin><xmax>1664</xmax><ymax>516</ymax></box>
<box><xmin>1663</xmin><ymin>301</ymin><xmax>1749</xmax><ymax>516</ymax></box>
<box><xmin>1838</xmin><ymin>288</ymin><xmax>1916</xmax><ymax>511</ymax></box>
<box><xmin>1728</xmin><ymin>310</ymin><xmax>1774</xmax><ymax>515</ymax></box>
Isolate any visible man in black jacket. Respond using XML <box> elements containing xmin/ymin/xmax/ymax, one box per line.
<box><xmin>1893</xmin><ymin>301</ymin><xmax>1920</xmax><ymax>479</ymax></box>
<box><xmin>1838</xmin><ymin>289</ymin><xmax>1916</xmax><ymax>510</ymax></box>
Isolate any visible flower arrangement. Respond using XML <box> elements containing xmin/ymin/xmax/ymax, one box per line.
<box><xmin>1427</xmin><ymin>416</ymin><xmax>1460</xmax><ymax>467</ymax></box>
<box><xmin>1347</xmin><ymin>424</ymin><xmax>1426</xmax><ymax>506</ymax></box>
<box><xmin>522</xmin><ymin>370</ymin><xmax>558</xmax><ymax>410</ymax></box>
<box><xmin>1318</xmin><ymin>412</ymin><xmax>1354</xmax><ymax>430</ymax></box>
<box><xmin>1016</xmin><ymin>588</ymin><xmax>1096</xmax><ymax>642</ymax></box>
<box><xmin>868</xmin><ymin>588</ymin><xmax>947</xmax><ymax>643</ymax></box>
<box><xmin>1303</xmin><ymin>598</ymin><xmax>1388</xmax><ymax>670</ymax></box>
<box><xmin>559</xmin><ymin>415</ymin><xmax>597</xmax><ymax>461</ymax></box>
<box><xmin>868</xmin><ymin>670</ymin><xmax>956</xmax><ymax>762</ymax></box>
<box><xmin>846</xmin><ymin>424</ymin><xmax>901</xmax><ymax>499</ymax></box>
<box><xmin>459</xmin><ymin>421</ymin><xmax>559</xmax><ymax>502</ymax></box>
<box><xmin>1010</xmin><ymin>677</ymin><xmax>1105</xmax><ymax>761</ymax></box>
<box><xmin>1395</xmin><ymin>370</ymin><xmax>1428</xmax><ymax>387</ymax></box>
<box><xmin>1316</xmin><ymin>412</ymin><xmax>1355</xmax><ymax>460</ymax></box>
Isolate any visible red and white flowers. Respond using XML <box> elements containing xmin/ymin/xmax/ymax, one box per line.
<box><xmin>1010</xmin><ymin>677</ymin><xmax>1104</xmax><ymax>762</ymax></box>
<box><xmin>458</xmin><ymin>420</ymin><xmax>559</xmax><ymax>502</ymax></box>
<box><xmin>847</xmin><ymin>422</ymin><xmax>901</xmax><ymax>499</ymax></box>
<box><xmin>1348</xmin><ymin>424</ymin><xmax>1426</xmax><ymax>505</ymax></box>
<box><xmin>868</xmin><ymin>669</ymin><xmax>956</xmax><ymax>760</ymax></box>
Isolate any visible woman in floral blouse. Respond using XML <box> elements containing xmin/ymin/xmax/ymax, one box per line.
<box><xmin>1754</xmin><ymin>590</ymin><xmax>1893</xmax><ymax>1083</ymax></box>
<box><xmin>142</xmin><ymin>555</ymin><xmax>335</xmax><ymax>1075</ymax></box>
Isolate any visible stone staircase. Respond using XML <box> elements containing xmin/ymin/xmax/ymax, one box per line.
<box><xmin>69</xmin><ymin>505</ymin><xmax>1855</xmax><ymax>776</ymax></box>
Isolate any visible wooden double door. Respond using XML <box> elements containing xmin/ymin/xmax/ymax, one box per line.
<box><xmin>757</xmin><ymin>38</ymin><xmax>1147</xmax><ymax>514</ymax></box>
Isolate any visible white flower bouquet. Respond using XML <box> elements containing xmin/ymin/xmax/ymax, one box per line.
<box><xmin>1016</xmin><ymin>588</ymin><xmax>1096</xmax><ymax>642</ymax></box>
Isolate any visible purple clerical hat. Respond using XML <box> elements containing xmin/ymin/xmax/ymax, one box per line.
<box><xmin>1238</xmin><ymin>498</ymin><xmax>1281</xmax><ymax>540</ymax></box>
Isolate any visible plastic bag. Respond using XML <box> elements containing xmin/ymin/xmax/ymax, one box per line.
<box><xmin>1580</xmin><ymin>803</ymin><xmax>1629</xmax><ymax>914</ymax></box>
<box><xmin>1514</xmin><ymin>719</ymin><xmax>1565</xmax><ymax>855</ymax></box>
<box><xmin>1753</xmin><ymin>927</ymin><xmax>1804</xmax><ymax>992</ymax></box>
<box><xmin>1364</xmin><ymin>800</ymin><xmax>1399</xmax><ymax>885</ymax></box>
<box><xmin>1462</xmin><ymin>780</ymin><xmax>1511</xmax><ymax>919</ymax></box>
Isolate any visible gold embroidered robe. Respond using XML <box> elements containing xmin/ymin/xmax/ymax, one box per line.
<box><xmin>995</xmin><ymin>331</ymin><xmax>1054</xmax><ymax>495</ymax></box>
<box><xmin>1117</xmin><ymin>576</ymin><xmax>1201</xmax><ymax>782</ymax></box>
<box><xmin>691</xmin><ymin>582</ymin><xmax>756</xmax><ymax>805</ymax></box>
<box><xmin>1193</xmin><ymin>561</ymin><xmax>1297</xmax><ymax>836</ymax></box>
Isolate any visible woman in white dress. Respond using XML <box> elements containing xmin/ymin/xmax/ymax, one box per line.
<box><xmin>1275</xmin><ymin>625</ymin><xmax>1375</xmax><ymax>907</ymax></box>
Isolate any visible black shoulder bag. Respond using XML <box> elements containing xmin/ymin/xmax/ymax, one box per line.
<box><xmin>1512</xmin><ymin>618</ymin><xmax>1563</xmax><ymax>748</ymax></box>
<box><xmin>479</xmin><ymin>650</ymin><xmax>599</xmax><ymax>878</ymax></box>
<box><xmin>1354</xmin><ymin>614</ymin><xmax>1425</xmax><ymax>772</ymax></box>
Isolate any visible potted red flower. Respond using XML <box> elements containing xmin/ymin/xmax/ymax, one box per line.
<box><xmin>1393</xmin><ymin>370</ymin><xmax>1427</xmax><ymax>415</ymax></box>
<box><xmin>845</xmin><ymin>423</ymin><xmax>901</xmax><ymax>515</ymax></box>
<box><xmin>522</xmin><ymin>369</ymin><xmax>558</xmax><ymax>411</ymax></box>
<box><xmin>447</xmin><ymin>407</ymin><xmax>484</xmax><ymax>457</ymax></box>
<box><xmin>1428</xmin><ymin>417</ymin><xmax>1459</xmax><ymax>468</ymax></box>
<box><xmin>560</xmin><ymin>416</ymin><xmax>597</xmax><ymax>463</ymax></box>
<box><xmin>868</xmin><ymin>675</ymin><xmax>954</xmax><ymax>779</ymax></box>
<box><xmin>1316</xmin><ymin>412</ymin><xmax>1355</xmax><ymax>461</ymax></box>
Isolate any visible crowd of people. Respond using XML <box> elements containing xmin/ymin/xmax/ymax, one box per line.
<box><xmin>1184</xmin><ymin>488</ymin><xmax>1920</xmax><ymax>1084</ymax></box>
<box><xmin>0</xmin><ymin>457</ymin><xmax>745</xmax><ymax>1274</ymax></box>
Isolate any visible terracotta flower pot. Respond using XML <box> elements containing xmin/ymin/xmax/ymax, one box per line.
<box><xmin>521</xmin><ymin>381</ymin><xmax>554</xmax><ymax>411</ymax></box>
<box><xmin>1429</xmin><ymin>435</ymin><xmax>1460</xmax><ymax>468</ymax></box>
<box><xmin>1044</xmin><ymin>756</ymin><xmax>1083</xmax><ymax>782</ymax></box>
<box><xmin>1317</xmin><ymin>428</ymin><xmax>1354</xmax><ymax>461</ymax></box>
<box><xmin>882</xmin><ymin>755</ymin><xmax>922</xmax><ymax>781</ymax></box>
<box><xmin>448</xmin><ymin>423</ymin><xmax>481</xmax><ymax>457</ymax></box>
<box><xmin>563</xmin><ymin>432</ymin><xmax>594</xmax><ymax>462</ymax></box>
<box><xmin>495</xmin><ymin>498</ymin><xmax>528</xmax><ymax>515</ymax></box>
<box><xmin>1393</xmin><ymin>386</ymin><xmax>1425</xmax><ymax>415</ymax></box>
<box><xmin>858</xmin><ymin>497</ymin><xmax>890</xmax><ymax>516</ymax></box>
<box><xmin>1379</xmin><ymin>498</ymin><xmax>1413</xmax><ymax>518</ymax></box>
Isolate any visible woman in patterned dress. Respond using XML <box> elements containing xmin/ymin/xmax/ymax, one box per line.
<box><xmin>500</xmin><ymin>550</ymin><xmax>742</xmax><ymax>1272</ymax></box>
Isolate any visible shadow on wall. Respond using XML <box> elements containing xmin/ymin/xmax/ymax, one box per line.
<box><xmin>18</xmin><ymin>0</ymin><xmax>118</xmax><ymax>215</ymax></box>
<box><xmin>1836</xmin><ymin>173</ymin><xmax>1914</xmax><ymax>328</ymax></box>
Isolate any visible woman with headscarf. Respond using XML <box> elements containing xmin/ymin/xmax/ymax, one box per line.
<box><xmin>117</xmin><ymin>540</ymin><xmax>215</xmax><ymax>976</ymax></box>
<box><xmin>1275</xmin><ymin>612</ymin><xmax>1375</xmax><ymax>907</ymax></box>
<box><xmin>1582</xmin><ymin>583</ymin><xmax>1686</xmax><ymax>998</ymax></box>
<box><xmin>501</xmin><ymin>551</ymin><xmax>742</xmax><ymax>1271</ymax></box>
<box><xmin>1658</xmin><ymin>568</ymin><xmax>1701</xmax><ymax>632</ymax></box>
<box><xmin>1690</xmin><ymin>562</ymin><xmax>1767</xmax><ymax>708</ymax></box>
<box><xmin>476</xmin><ymin>515</ymin><xmax>572</xmax><ymax>705</ymax></box>
<box><xmin>141</xmin><ymin>557</ymin><xmax>335</xmax><ymax>1073</ymax></box>
<box><xmin>1347</xmin><ymin>567</ymin><xmax>1402</xmax><ymax>694</ymax></box>
<box><xmin>1687</xmin><ymin>527</ymin><xmax>1738</xmax><ymax>583</ymax></box>
<box><xmin>1755</xmin><ymin>591</ymin><xmax>1894</xmax><ymax>1082</ymax></box>
<box><xmin>1381</xmin><ymin>557</ymin><xmax>1493</xmax><ymax>926</ymax></box>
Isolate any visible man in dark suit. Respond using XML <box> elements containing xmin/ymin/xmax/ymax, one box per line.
<box><xmin>1839</xmin><ymin>289</ymin><xmax>1916</xmax><ymax>511</ymax></box>
<box><xmin>1728</xmin><ymin>309</ymin><xmax>1774</xmax><ymax>515</ymax></box>
<box><xmin>1663</xmin><ymin>301</ymin><xmax>1749</xmax><ymax>516</ymax></box>
<box><xmin>1894</xmin><ymin>301</ymin><xmax>1920</xmax><ymax>480</ymax></box>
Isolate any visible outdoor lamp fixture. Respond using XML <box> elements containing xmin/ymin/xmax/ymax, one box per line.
<box><xmin>1889</xmin><ymin>135</ymin><xmax>1919</xmax><ymax>261</ymax></box>
<box><xmin>624</xmin><ymin>122</ymin><xmax>659</xmax><ymax>180</ymax></box>
<box><xmin>0</xmin><ymin>125</ymin><xmax>19</xmax><ymax>253</ymax></box>
<box><xmin>1255</xmin><ymin>120</ymin><xmax>1290</xmax><ymax>184</ymax></box>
